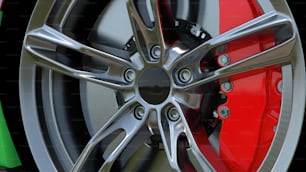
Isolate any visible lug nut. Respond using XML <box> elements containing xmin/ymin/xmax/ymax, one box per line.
<box><xmin>218</xmin><ymin>106</ymin><xmax>230</xmax><ymax>119</ymax></box>
<box><xmin>221</xmin><ymin>81</ymin><xmax>233</xmax><ymax>92</ymax></box>
<box><xmin>150</xmin><ymin>45</ymin><xmax>161</xmax><ymax>59</ymax></box>
<box><xmin>167</xmin><ymin>107</ymin><xmax>180</xmax><ymax>122</ymax></box>
<box><xmin>124</xmin><ymin>69</ymin><xmax>136</xmax><ymax>82</ymax></box>
<box><xmin>218</xmin><ymin>54</ymin><xmax>230</xmax><ymax>66</ymax></box>
<box><xmin>134</xmin><ymin>106</ymin><xmax>145</xmax><ymax>120</ymax></box>
<box><xmin>178</xmin><ymin>68</ymin><xmax>192</xmax><ymax>83</ymax></box>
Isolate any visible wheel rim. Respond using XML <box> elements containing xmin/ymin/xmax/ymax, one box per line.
<box><xmin>19</xmin><ymin>0</ymin><xmax>305</xmax><ymax>171</ymax></box>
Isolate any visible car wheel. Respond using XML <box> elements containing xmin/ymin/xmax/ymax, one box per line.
<box><xmin>16</xmin><ymin>0</ymin><xmax>305</xmax><ymax>171</ymax></box>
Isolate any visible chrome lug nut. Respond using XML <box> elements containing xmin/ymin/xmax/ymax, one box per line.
<box><xmin>167</xmin><ymin>107</ymin><xmax>180</xmax><ymax>122</ymax></box>
<box><xmin>134</xmin><ymin>106</ymin><xmax>145</xmax><ymax>120</ymax></box>
<box><xmin>178</xmin><ymin>68</ymin><xmax>192</xmax><ymax>83</ymax></box>
<box><xmin>124</xmin><ymin>69</ymin><xmax>136</xmax><ymax>82</ymax></box>
<box><xmin>218</xmin><ymin>54</ymin><xmax>230</xmax><ymax>66</ymax></box>
<box><xmin>218</xmin><ymin>106</ymin><xmax>230</xmax><ymax>119</ymax></box>
<box><xmin>150</xmin><ymin>45</ymin><xmax>161</xmax><ymax>59</ymax></box>
<box><xmin>221</xmin><ymin>81</ymin><xmax>233</xmax><ymax>92</ymax></box>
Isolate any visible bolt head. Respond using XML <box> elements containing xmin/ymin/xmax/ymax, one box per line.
<box><xmin>124</xmin><ymin>69</ymin><xmax>136</xmax><ymax>82</ymax></box>
<box><xmin>221</xmin><ymin>82</ymin><xmax>233</xmax><ymax>92</ymax></box>
<box><xmin>218</xmin><ymin>106</ymin><xmax>230</xmax><ymax>119</ymax></box>
<box><xmin>150</xmin><ymin>45</ymin><xmax>161</xmax><ymax>59</ymax></box>
<box><xmin>178</xmin><ymin>68</ymin><xmax>192</xmax><ymax>83</ymax></box>
<box><xmin>218</xmin><ymin>54</ymin><xmax>230</xmax><ymax>66</ymax></box>
<box><xmin>167</xmin><ymin>107</ymin><xmax>180</xmax><ymax>121</ymax></box>
<box><xmin>134</xmin><ymin>106</ymin><xmax>145</xmax><ymax>120</ymax></box>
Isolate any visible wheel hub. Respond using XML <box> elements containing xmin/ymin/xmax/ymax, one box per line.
<box><xmin>138</xmin><ymin>67</ymin><xmax>170</xmax><ymax>105</ymax></box>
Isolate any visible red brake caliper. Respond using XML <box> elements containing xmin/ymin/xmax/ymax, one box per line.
<box><xmin>186</xmin><ymin>0</ymin><xmax>281</xmax><ymax>172</ymax></box>
<box><xmin>217</xmin><ymin>0</ymin><xmax>282</xmax><ymax>171</ymax></box>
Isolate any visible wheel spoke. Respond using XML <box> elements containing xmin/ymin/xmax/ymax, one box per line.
<box><xmin>158</xmin><ymin>110</ymin><xmax>183</xmax><ymax>171</ymax></box>
<box><xmin>167</xmin><ymin>11</ymin><xmax>295</xmax><ymax>70</ymax></box>
<box><xmin>180</xmin><ymin>35</ymin><xmax>295</xmax><ymax>90</ymax></box>
<box><xmin>182</xmin><ymin>125</ymin><xmax>229</xmax><ymax>172</ymax></box>
<box><xmin>72</xmin><ymin>99</ymin><xmax>148</xmax><ymax>171</ymax></box>
<box><xmin>172</xmin><ymin>11</ymin><xmax>296</xmax><ymax>90</ymax></box>
<box><xmin>48</xmin><ymin>0</ymin><xmax>77</xmax><ymax>28</ymax></box>
<box><xmin>150</xmin><ymin>0</ymin><xmax>177</xmax><ymax>46</ymax></box>
<box><xmin>158</xmin><ymin>104</ymin><xmax>217</xmax><ymax>171</ymax></box>
<box><xmin>127</xmin><ymin>0</ymin><xmax>176</xmax><ymax>62</ymax></box>
<box><xmin>24</xmin><ymin>25</ymin><xmax>137</xmax><ymax>90</ymax></box>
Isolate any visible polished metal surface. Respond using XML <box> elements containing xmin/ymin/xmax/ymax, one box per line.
<box><xmin>19</xmin><ymin>0</ymin><xmax>305</xmax><ymax>171</ymax></box>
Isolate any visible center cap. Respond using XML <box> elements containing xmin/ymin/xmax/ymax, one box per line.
<box><xmin>138</xmin><ymin>68</ymin><xmax>170</xmax><ymax>105</ymax></box>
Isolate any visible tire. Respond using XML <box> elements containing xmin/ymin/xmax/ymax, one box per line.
<box><xmin>1</xmin><ymin>0</ymin><xmax>305</xmax><ymax>171</ymax></box>
<box><xmin>0</xmin><ymin>0</ymin><xmax>38</xmax><ymax>171</ymax></box>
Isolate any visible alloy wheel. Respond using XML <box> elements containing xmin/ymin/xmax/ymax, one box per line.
<box><xmin>20</xmin><ymin>0</ymin><xmax>305</xmax><ymax>171</ymax></box>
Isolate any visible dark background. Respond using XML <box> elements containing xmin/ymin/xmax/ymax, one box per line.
<box><xmin>0</xmin><ymin>0</ymin><xmax>305</xmax><ymax>171</ymax></box>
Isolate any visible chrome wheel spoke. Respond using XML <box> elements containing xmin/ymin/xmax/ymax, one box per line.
<box><xmin>24</xmin><ymin>25</ymin><xmax>137</xmax><ymax>90</ymax></box>
<box><xmin>169</xmin><ymin>11</ymin><xmax>295</xmax><ymax>70</ymax></box>
<box><xmin>173</xmin><ymin>11</ymin><xmax>297</xmax><ymax>90</ymax></box>
<box><xmin>47</xmin><ymin>0</ymin><xmax>77</xmax><ymax>28</ymax></box>
<box><xmin>181</xmin><ymin>35</ymin><xmax>295</xmax><ymax>90</ymax></box>
<box><xmin>72</xmin><ymin>99</ymin><xmax>148</xmax><ymax>171</ymax></box>
<box><xmin>127</xmin><ymin>0</ymin><xmax>176</xmax><ymax>62</ymax></box>
<box><xmin>182</xmin><ymin>129</ymin><xmax>228</xmax><ymax>172</ymax></box>
<box><xmin>158</xmin><ymin>104</ymin><xmax>217</xmax><ymax>171</ymax></box>
<box><xmin>158</xmin><ymin>110</ymin><xmax>183</xmax><ymax>171</ymax></box>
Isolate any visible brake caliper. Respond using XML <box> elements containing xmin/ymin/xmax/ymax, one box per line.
<box><xmin>217</xmin><ymin>0</ymin><xmax>281</xmax><ymax>171</ymax></box>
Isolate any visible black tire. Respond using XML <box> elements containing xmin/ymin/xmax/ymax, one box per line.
<box><xmin>0</xmin><ymin>0</ymin><xmax>37</xmax><ymax>171</ymax></box>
